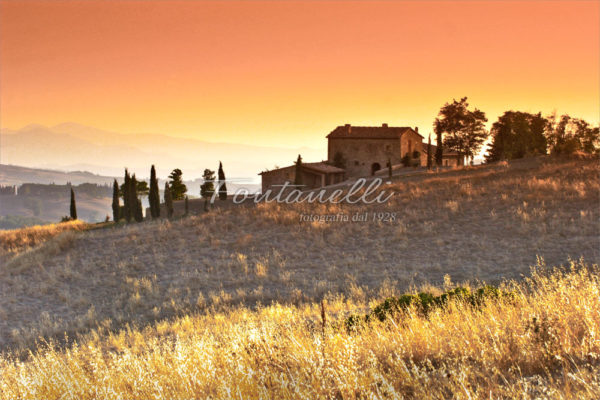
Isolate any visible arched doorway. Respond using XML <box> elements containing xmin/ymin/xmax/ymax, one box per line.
<box><xmin>371</xmin><ymin>162</ymin><xmax>381</xmax><ymax>175</ymax></box>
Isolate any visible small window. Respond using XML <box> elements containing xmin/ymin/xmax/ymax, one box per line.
<box><xmin>385</xmin><ymin>144</ymin><xmax>391</xmax><ymax>152</ymax></box>
<box><xmin>354</xmin><ymin>161</ymin><xmax>359</xmax><ymax>166</ymax></box>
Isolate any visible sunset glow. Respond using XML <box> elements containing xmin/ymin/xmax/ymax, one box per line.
<box><xmin>1</xmin><ymin>0</ymin><xmax>598</xmax><ymax>149</ymax></box>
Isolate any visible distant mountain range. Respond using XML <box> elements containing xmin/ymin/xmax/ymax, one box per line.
<box><xmin>0</xmin><ymin>122</ymin><xmax>324</xmax><ymax>181</ymax></box>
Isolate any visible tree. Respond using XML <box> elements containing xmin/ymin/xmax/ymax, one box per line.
<box><xmin>134</xmin><ymin>199</ymin><xmax>144</xmax><ymax>222</ymax></box>
<box><xmin>164</xmin><ymin>182</ymin><xmax>174</xmax><ymax>218</ymax></box>
<box><xmin>435</xmin><ymin>128</ymin><xmax>443</xmax><ymax>167</ymax></box>
<box><xmin>218</xmin><ymin>162</ymin><xmax>227</xmax><ymax>201</ymax></box>
<box><xmin>200</xmin><ymin>169</ymin><xmax>215</xmax><ymax>199</ymax></box>
<box><xmin>184</xmin><ymin>196</ymin><xmax>189</xmax><ymax>215</ymax></box>
<box><xmin>136</xmin><ymin>181</ymin><xmax>149</xmax><ymax>197</ymax></box>
<box><xmin>200</xmin><ymin>169</ymin><xmax>215</xmax><ymax>212</ymax></box>
<box><xmin>486</xmin><ymin>111</ymin><xmax>547</xmax><ymax>163</ymax></box>
<box><xmin>427</xmin><ymin>134</ymin><xmax>433</xmax><ymax>170</ymax></box>
<box><xmin>293</xmin><ymin>154</ymin><xmax>304</xmax><ymax>186</ymax></box>
<box><xmin>332</xmin><ymin>152</ymin><xmax>346</xmax><ymax>169</ymax></box>
<box><xmin>129</xmin><ymin>174</ymin><xmax>140</xmax><ymax>222</ymax></box>
<box><xmin>168</xmin><ymin>168</ymin><xmax>187</xmax><ymax>200</ymax></box>
<box><xmin>149</xmin><ymin>165</ymin><xmax>160</xmax><ymax>218</ymax></box>
<box><xmin>112</xmin><ymin>179</ymin><xmax>120</xmax><ymax>222</ymax></box>
<box><xmin>69</xmin><ymin>188</ymin><xmax>77</xmax><ymax>220</ymax></box>
<box><xmin>434</xmin><ymin>97</ymin><xmax>488</xmax><ymax>165</ymax></box>
<box><xmin>545</xmin><ymin>113</ymin><xmax>599</xmax><ymax>155</ymax></box>
<box><xmin>123</xmin><ymin>169</ymin><xmax>131</xmax><ymax>222</ymax></box>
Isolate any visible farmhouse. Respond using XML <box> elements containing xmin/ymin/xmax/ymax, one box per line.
<box><xmin>259</xmin><ymin>123</ymin><xmax>463</xmax><ymax>193</ymax></box>
<box><xmin>259</xmin><ymin>161</ymin><xmax>345</xmax><ymax>193</ymax></box>
<box><xmin>327</xmin><ymin>124</ymin><xmax>423</xmax><ymax>176</ymax></box>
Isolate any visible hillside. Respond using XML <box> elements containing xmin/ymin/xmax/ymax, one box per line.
<box><xmin>2</xmin><ymin>262</ymin><xmax>598</xmax><ymax>398</ymax></box>
<box><xmin>0</xmin><ymin>157</ymin><xmax>597</xmax><ymax>351</ymax></box>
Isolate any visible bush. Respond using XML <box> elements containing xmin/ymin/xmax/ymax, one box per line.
<box><xmin>346</xmin><ymin>284</ymin><xmax>514</xmax><ymax>331</ymax></box>
<box><xmin>401</xmin><ymin>154</ymin><xmax>412</xmax><ymax>167</ymax></box>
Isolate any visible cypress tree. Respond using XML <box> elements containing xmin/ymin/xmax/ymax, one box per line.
<box><xmin>70</xmin><ymin>188</ymin><xmax>77</xmax><ymax>220</ymax></box>
<box><xmin>218</xmin><ymin>161</ymin><xmax>227</xmax><ymax>201</ymax></box>
<box><xmin>427</xmin><ymin>134</ymin><xmax>433</xmax><ymax>170</ymax></box>
<box><xmin>164</xmin><ymin>182</ymin><xmax>174</xmax><ymax>218</ymax></box>
<box><xmin>293</xmin><ymin>154</ymin><xmax>304</xmax><ymax>187</ymax></box>
<box><xmin>123</xmin><ymin>169</ymin><xmax>131</xmax><ymax>222</ymax></box>
<box><xmin>149</xmin><ymin>165</ymin><xmax>160</xmax><ymax>218</ymax></box>
<box><xmin>184</xmin><ymin>195</ymin><xmax>189</xmax><ymax>215</ymax></box>
<box><xmin>112</xmin><ymin>179</ymin><xmax>120</xmax><ymax>222</ymax></box>
<box><xmin>135</xmin><ymin>199</ymin><xmax>144</xmax><ymax>222</ymax></box>
<box><xmin>130</xmin><ymin>174</ymin><xmax>143</xmax><ymax>222</ymax></box>
<box><xmin>435</xmin><ymin>130</ymin><xmax>443</xmax><ymax>167</ymax></box>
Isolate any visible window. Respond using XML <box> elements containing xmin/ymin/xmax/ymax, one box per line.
<box><xmin>354</xmin><ymin>161</ymin><xmax>359</xmax><ymax>166</ymax></box>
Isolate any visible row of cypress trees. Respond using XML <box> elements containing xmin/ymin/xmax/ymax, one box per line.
<box><xmin>111</xmin><ymin>162</ymin><xmax>229</xmax><ymax>223</ymax></box>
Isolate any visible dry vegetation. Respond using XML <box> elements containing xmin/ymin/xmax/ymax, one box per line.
<box><xmin>1</xmin><ymin>261</ymin><xmax>598</xmax><ymax>399</ymax></box>
<box><xmin>0</xmin><ymin>220</ymin><xmax>88</xmax><ymax>256</ymax></box>
<box><xmin>0</xmin><ymin>157</ymin><xmax>598</xmax><ymax>398</ymax></box>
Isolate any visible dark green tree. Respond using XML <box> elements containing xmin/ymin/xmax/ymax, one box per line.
<box><xmin>134</xmin><ymin>199</ymin><xmax>144</xmax><ymax>222</ymax></box>
<box><xmin>164</xmin><ymin>182</ymin><xmax>174</xmax><ymax>218</ymax></box>
<box><xmin>200</xmin><ymin>169</ymin><xmax>215</xmax><ymax>199</ymax></box>
<box><xmin>434</xmin><ymin>97</ymin><xmax>488</xmax><ymax>165</ymax></box>
<box><xmin>149</xmin><ymin>165</ymin><xmax>160</xmax><ymax>218</ymax></box>
<box><xmin>69</xmin><ymin>188</ymin><xmax>77</xmax><ymax>220</ymax></box>
<box><xmin>136</xmin><ymin>181</ymin><xmax>149</xmax><ymax>197</ymax></box>
<box><xmin>427</xmin><ymin>134</ymin><xmax>433</xmax><ymax>170</ymax></box>
<box><xmin>293</xmin><ymin>154</ymin><xmax>304</xmax><ymax>187</ymax></box>
<box><xmin>545</xmin><ymin>113</ymin><xmax>599</xmax><ymax>155</ymax></box>
<box><xmin>123</xmin><ymin>169</ymin><xmax>131</xmax><ymax>222</ymax></box>
<box><xmin>435</xmin><ymin>129</ymin><xmax>443</xmax><ymax>167</ymax></box>
<box><xmin>112</xmin><ymin>179</ymin><xmax>120</xmax><ymax>222</ymax></box>
<box><xmin>218</xmin><ymin>162</ymin><xmax>227</xmax><ymax>201</ymax></box>
<box><xmin>332</xmin><ymin>151</ymin><xmax>346</xmax><ymax>169</ymax></box>
<box><xmin>486</xmin><ymin>111</ymin><xmax>547</xmax><ymax>162</ymax></box>
<box><xmin>168</xmin><ymin>168</ymin><xmax>187</xmax><ymax>200</ymax></box>
<box><xmin>129</xmin><ymin>174</ymin><xmax>140</xmax><ymax>222</ymax></box>
<box><xmin>184</xmin><ymin>195</ymin><xmax>189</xmax><ymax>215</ymax></box>
<box><xmin>201</xmin><ymin>169</ymin><xmax>216</xmax><ymax>212</ymax></box>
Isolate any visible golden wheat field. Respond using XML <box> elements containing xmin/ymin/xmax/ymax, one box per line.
<box><xmin>0</xmin><ymin>157</ymin><xmax>598</xmax><ymax>399</ymax></box>
<box><xmin>0</xmin><ymin>261</ymin><xmax>598</xmax><ymax>399</ymax></box>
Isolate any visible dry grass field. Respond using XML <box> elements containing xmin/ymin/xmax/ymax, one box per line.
<box><xmin>0</xmin><ymin>156</ymin><xmax>598</xmax><ymax>398</ymax></box>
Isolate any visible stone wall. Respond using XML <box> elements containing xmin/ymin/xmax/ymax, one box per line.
<box><xmin>328</xmin><ymin>131</ymin><xmax>424</xmax><ymax>177</ymax></box>
<box><xmin>260</xmin><ymin>166</ymin><xmax>295</xmax><ymax>193</ymax></box>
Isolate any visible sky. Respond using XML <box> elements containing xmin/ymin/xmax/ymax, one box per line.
<box><xmin>1</xmin><ymin>0</ymin><xmax>599</xmax><ymax>150</ymax></box>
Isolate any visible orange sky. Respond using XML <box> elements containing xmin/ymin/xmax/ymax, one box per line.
<box><xmin>1</xmin><ymin>0</ymin><xmax>598</xmax><ymax>149</ymax></box>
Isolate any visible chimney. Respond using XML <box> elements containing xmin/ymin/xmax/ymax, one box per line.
<box><xmin>345</xmin><ymin>124</ymin><xmax>351</xmax><ymax>133</ymax></box>
<box><xmin>415</xmin><ymin>127</ymin><xmax>419</xmax><ymax>133</ymax></box>
<box><xmin>382</xmin><ymin>123</ymin><xmax>388</xmax><ymax>128</ymax></box>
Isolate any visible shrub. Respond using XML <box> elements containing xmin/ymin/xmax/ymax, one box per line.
<box><xmin>346</xmin><ymin>284</ymin><xmax>513</xmax><ymax>331</ymax></box>
<box><xmin>401</xmin><ymin>154</ymin><xmax>412</xmax><ymax>167</ymax></box>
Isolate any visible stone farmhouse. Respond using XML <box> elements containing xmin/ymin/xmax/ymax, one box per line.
<box><xmin>259</xmin><ymin>123</ymin><xmax>463</xmax><ymax>192</ymax></box>
<box><xmin>327</xmin><ymin>124</ymin><xmax>424</xmax><ymax>177</ymax></box>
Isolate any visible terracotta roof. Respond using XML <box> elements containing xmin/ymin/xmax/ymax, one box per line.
<box><xmin>326</xmin><ymin>124</ymin><xmax>423</xmax><ymax>139</ymax></box>
<box><xmin>422</xmin><ymin>143</ymin><xmax>460</xmax><ymax>157</ymax></box>
<box><xmin>302</xmin><ymin>162</ymin><xmax>345</xmax><ymax>174</ymax></box>
<box><xmin>259</xmin><ymin>162</ymin><xmax>344</xmax><ymax>175</ymax></box>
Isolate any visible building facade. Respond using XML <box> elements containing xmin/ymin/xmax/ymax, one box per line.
<box><xmin>327</xmin><ymin>124</ymin><xmax>424</xmax><ymax>177</ymax></box>
<box><xmin>259</xmin><ymin>162</ymin><xmax>345</xmax><ymax>193</ymax></box>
